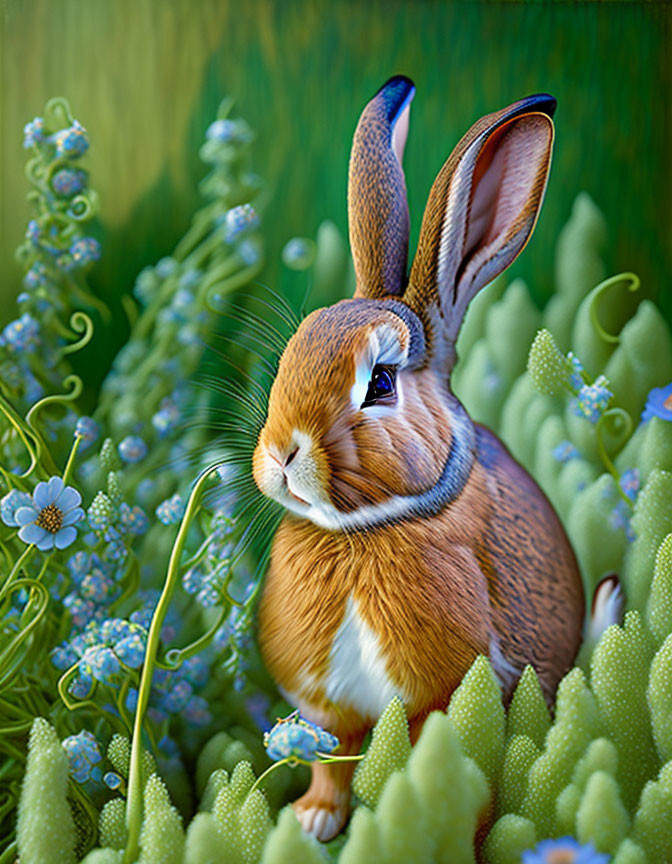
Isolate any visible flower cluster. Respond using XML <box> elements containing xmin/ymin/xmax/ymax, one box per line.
<box><xmin>264</xmin><ymin>711</ymin><xmax>340</xmax><ymax>762</ymax></box>
<box><xmin>572</xmin><ymin>375</ymin><xmax>613</xmax><ymax>424</ymax></box>
<box><xmin>62</xmin><ymin>730</ymin><xmax>103</xmax><ymax>784</ymax></box>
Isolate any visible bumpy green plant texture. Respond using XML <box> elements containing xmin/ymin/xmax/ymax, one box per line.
<box><xmin>5</xmin><ymin>95</ymin><xmax>672</xmax><ymax>864</ymax></box>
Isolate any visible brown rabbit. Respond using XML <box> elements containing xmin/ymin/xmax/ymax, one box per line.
<box><xmin>253</xmin><ymin>76</ymin><xmax>587</xmax><ymax>842</ymax></box>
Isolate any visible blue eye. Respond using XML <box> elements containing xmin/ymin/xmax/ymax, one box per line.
<box><xmin>363</xmin><ymin>365</ymin><xmax>396</xmax><ymax>406</ymax></box>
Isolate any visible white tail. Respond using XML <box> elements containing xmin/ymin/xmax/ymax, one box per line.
<box><xmin>586</xmin><ymin>573</ymin><xmax>624</xmax><ymax>646</ymax></box>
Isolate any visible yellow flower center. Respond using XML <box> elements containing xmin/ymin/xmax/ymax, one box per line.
<box><xmin>36</xmin><ymin>503</ymin><xmax>64</xmax><ymax>534</ymax></box>
<box><xmin>546</xmin><ymin>850</ymin><xmax>577</xmax><ymax>864</ymax></box>
<box><xmin>664</xmin><ymin>393</ymin><xmax>672</xmax><ymax>411</ymax></box>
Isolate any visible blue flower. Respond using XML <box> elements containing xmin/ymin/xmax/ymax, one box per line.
<box><xmin>619</xmin><ymin>468</ymin><xmax>640</xmax><ymax>503</ymax></box>
<box><xmin>118</xmin><ymin>435</ymin><xmax>147</xmax><ymax>463</ymax></box>
<box><xmin>156</xmin><ymin>493</ymin><xmax>185</xmax><ymax>525</ymax></box>
<box><xmin>13</xmin><ymin>477</ymin><xmax>84</xmax><ymax>551</ymax></box>
<box><xmin>82</xmin><ymin>645</ymin><xmax>121</xmax><ymax>683</ymax></box>
<box><xmin>51</xmin><ymin>121</ymin><xmax>89</xmax><ymax>158</ymax></box>
<box><xmin>282</xmin><ymin>237</ymin><xmax>315</xmax><ymax>270</ymax></box>
<box><xmin>120</xmin><ymin>502</ymin><xmax>149</xmax><ymax>535</ymax></box>
<box><xmin>63</xmin><ymin>593</ymin><xmax>99</xmax><ymax>629</ymax></box>
<box><xmin>155</xmin><ymin>257</ymin><xmax>178</xmax><ymax>279</ymax></box>
<box><xmin>75</xmin><ymin>416</ymin><xmax>100</xmax><ymax>449</ymax></box>
<box><xmin>572</xmin><ymin>376</ymin><xmax>613</xmax><ymax>424</ymax></box>
<box><xmin>23</xmin><ymin>117</ymin><xmax>45</xmax><ymax>148</ymax></box>
<box><xmin>552</xmin><ymin>441</ymin><xmax>580</xmax><ymax>464</ymax></box>
<box><xmin>70</xmin><ymin>237</ymin><xmax>101</xmax><ymax>267</ymax></box>
<box><xmin>567</xmin><ymin>352</ymin><xmax>586</xmax><ymax>391</ymax></box>
<box><xmin>522</xmin><ymin>837</ymin><xmax>610</xmax><ymax>864</ymax></box>
<box><xmin>641</xmin><ymin>383</ymin><xmax>672</xmax><ymax>423</ymax></box>
<box><xmin>2</xmin><ymin>314</ymin><xmax>39</xmax><ymax>352</ymax></box>
<box><xmin>264</xmin><ymin>712</ymin><xmax>339</xmax><ymax>762</ymax></box>
<box><xmin>23</xmin><ymin>261</ymin><xmax>49</xmax><ymax>290</ymax></box>
<box><xmin>152</xmin><ymin>399</ymin><xmax>180</xmax><ymax>437</ymax></box>
<box><xmin>224</xmin><ymin>204</ymin><xmax>260</xmax><ymax>241</ymax></box>
<box><xmin>51</xmin><ymin>167</ymin><xmax>87</xmax><ymax>198</ymax></box>
<box><xmin>104</xmin><ymin>771</ymin><xmax>123</xmax><ymax>790</ymax></box>
<box><xmin>114</xmin><ymin>633</ymin><xmax>146</xmax><ymax>669</ymax></box>
<box><xmin>236</xmin><ymin>238</ymin><xmax>262</xmax><ymax>268</ymax></box>
<box><xmin>183</xmin><ymin>695</ymin><xmax>212</xmax><ymax>727</ymax></box>
<box><xmin>62</xmin><ymin>730</ymin><xmax>102</xmax><ymax>784</ymax></box>
<box><xmin>206</xmin><ymin>118</ymin><xmax>253</xmax><ymax>143</ymax></box>
<box><xmin>1</xmin><ymin>490</ymin><xmax>34</xmax><ymax>527</ymax></box>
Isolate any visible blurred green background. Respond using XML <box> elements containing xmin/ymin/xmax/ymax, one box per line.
<box><xmin>1</xmin><ymin>0</ymin><xmax>670</xmax><ymax>379</ymax></box>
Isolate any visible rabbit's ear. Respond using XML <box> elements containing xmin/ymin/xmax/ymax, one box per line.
<box><xmin>348</xmin><ymin>75</ymin><xmax>416</xmax><ymax>300</ymax></box>
<box><xmin>405</xmin><ymin>94</ymin><xmax>555</xmax><ymax>371</ymax></box>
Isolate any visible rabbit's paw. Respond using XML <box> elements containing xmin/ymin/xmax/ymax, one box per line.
<box><xmin>292</xmin><ymin>796</ymin><xmax>347</xmax><ymax>842</ymax></box>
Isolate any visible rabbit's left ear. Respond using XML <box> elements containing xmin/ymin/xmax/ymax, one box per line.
<box><xmin>348</xmin><ymin>76</ymin><xmax>416</xmax><ymax>300</ymax></box>
<box><xmin>404</xmin><ymin>95</ymin><xmax>556</xmax><ymax>372</ymax></box>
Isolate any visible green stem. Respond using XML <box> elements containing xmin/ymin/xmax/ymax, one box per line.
<box><xmin>123</xmin><ymin>461</ymin><xmax>224</xmax><ymax>864</ymax></box>
<box><xmin>589</xmin><ymin>272</ymin><xmax>640</xmax><ymax>345</ymax></box>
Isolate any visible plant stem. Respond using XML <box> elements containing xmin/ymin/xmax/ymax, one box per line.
<box><xmin>123</xmin><ymin>461</ymin><xmax>224</xmax><ymax>864</ymax></box>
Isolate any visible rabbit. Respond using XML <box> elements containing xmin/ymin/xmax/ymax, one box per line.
<box><xmin>252</xmin><ymin>75</ymin><xmax>595</xmax><ymax>842</ymax></box>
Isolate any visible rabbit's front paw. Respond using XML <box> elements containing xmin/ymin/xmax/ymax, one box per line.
<box><xmin>293</xmin><ymin>795</ymin><xmax>348</xmax><ymax>842</ymax></box>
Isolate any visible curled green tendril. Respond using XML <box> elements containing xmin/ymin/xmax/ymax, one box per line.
<box><xmin>596</xmin><ymin>407</ymin><xmax>635</xmax><ymax>506</ymax></box>
<box><xmin>0</xmin><ymin>394</ymin><xmax>45</xmax><ymax>479</ymax></box>
<box><xmin>249</xmin><ymin>751</ymin><xmax>365</xmax><ymax>796</ymax></box>
<box><xmin>0</xmin><ymin>580</ymin><xmax>48</xmax><ymax>694</ymax></box>
<box><xmin>59</xmin><ymin>311</ymin><xmax>94</xmax><ymax>357</ymax></box>
<box><xmin>26</xmin><ymin>374</ymin><xmax>83</xmax><ymax>431</ymax></box>
<box><xmin>67</xmin><ymin>191</ymin><xmax>98</xmax><ymax>222</ymax></box>
<box><xmin>124</xmin><ymin>461</ymin><xmax>226</xmax><ymax>864</ymax></box>
<box><xmin>24</xmin><ymin>156</ymin><xmax>49</xmax><ymax>187</ymax></box>
<box><xmin>589</xmin><ymin>272</ymin><xmax>641</xmax><ymax>345</ymax></box>
<box><xmin>45</xmin><ymin>96</ymin><xmax>74</xmax><ymax>128</ymax></box>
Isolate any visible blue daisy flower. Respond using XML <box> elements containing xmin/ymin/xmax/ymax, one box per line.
<box><xmin>641</xmin><ymin>383</ymin><xmax>672</xmax><ymax>423</ymax></box>
<box><xmin>522</xmin><ymin>837</ymin><xmax>611</xmax><ymax>864</ymax></box>
<box><xmin>13</xmin><ymin>477</ymin><xmax>84</xmax><ymax>551</ymax></box>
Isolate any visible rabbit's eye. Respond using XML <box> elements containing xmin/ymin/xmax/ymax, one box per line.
<box><xmin>362</xmin><ymin>365</ymin><xmax>396</xmax><ymax>407</ymax></box>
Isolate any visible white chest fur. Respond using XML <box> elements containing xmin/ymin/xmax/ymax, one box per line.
<box><xmin>322</xmin><ymin>594</ymin><xmax>403</xmax><ymax>721</ymax></box>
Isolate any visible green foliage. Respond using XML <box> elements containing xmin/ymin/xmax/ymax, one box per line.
<box><xmin>260</xmin><ymin>807</ymin><xmax>327</xmax><ymax>864</ymax></box>
<box><xmin>631</xmin><ymin>762</ymin><xmax>672</xmax><ymax>864</ymax></box>
<box><xmin>352</xmin><ymin>696</ymin><xmax>411</xmax><ymax>809</ymax></box>
<box><xmin>647</xmin><ymin>634</ymin><xmax>672</xmax><ymax>763</ymax></box>
<box><xmin>17</xmin><ymin>718</ymin><xmax>76</xmax><ymax>864</ymax></box>
<box><xmin>184</xmin><ymin>813</ymin><xmax>223</xmax><ymax>864</ymax></box>
<box><xmin>482</xmin><ymin>814</ymin><xmax>536</xmax><ymax>864</ymax></box>
<box><xmin>625</xmin><ymin>471</ymin><xmax>672</xmax><ymax>611</ymax></box>
<box><xmin>527</xmin><ymin>328</ymin><xmax>569</xmax><ymax>396</ymax></box>
<box><xmin>376</xmin><ymin>772</ymin><xmax>433</xmax><ymax>864</ymax></box>
<box><xmin>505</xmin><ymin>666</ymin><xmax>550</xmax><ymax>749</ymax></box>
<box><xmin>408</xmin><ymin>711</ymin><xmax>489</xmax><ymax>864</ymax></box>
<box><xmin>338</xmin><ymin>807</ymin><xmax>381</xmax><ymax>864</ymax></box>
<box><xmin>138</xmin><ymin>774</ymin><xmax>185</xmax><ymax>864</ymax></box>
<box><xmin>499</xmin><ymin>736</ymin><xmax>541</xmax><ymax>817</ymax></box>
<box><xmin>80</xmin><ymin>851</ymin><xmax>124</xmax><ymax>864</ymax></box>
<box><xmin>590</xmin><ymin>612</ymin><xmax>658</xmax><ymax>811</ymax></box>
<box><xmin>99</xmin><ymin>798</ymin><xmax>128</xmax><ymax>850</ymax></box>
<box><xmin>576</xmin><ymin>770</ymin><xmax>630</xmax><ymax>854</ymax></box>
<box><xmin>646</xmin><ymin>534</ymin><xmax>672</xmax><ymax>647</ymax></box>
<box><xmin>447</xmin><ymin>655</ymin><xmax>506</xmax><ymax>786</ymax></box>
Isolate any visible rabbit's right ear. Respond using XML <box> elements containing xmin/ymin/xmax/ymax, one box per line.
<box><xmin>404</xmin><ymin>95</ymin><xmax>556</xmax><ymax>372</ymax></box>
<box><xmin>348</xmin><ymin>75</ymin><xmax>415</xmax><ymax>301</ymax></box>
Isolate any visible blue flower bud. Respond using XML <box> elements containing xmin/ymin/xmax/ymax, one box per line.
<box><xmin>51</xmin><ymin>167</ymin><xmax>87</xmax><ymax>198</ymax></box>
<box><xmin>118</xmin><ymin>435</ymin><xmax>147</xmax><ymax>464</ymax></box>
<box><xmin>69</xmin><ymin>237</ymin><xmax>101</xmax><ymax>267</ymax></box>
<box><xmin>224</xmin><ymin>204</ymin><xmax>260</xmax><ymax>241</ymax></box>
<box><xmin>51</xmin><ymin>121</ymin><xmax>89</xmax><ymax>158</ymax></box>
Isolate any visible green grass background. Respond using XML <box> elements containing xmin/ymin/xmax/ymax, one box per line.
<box><xmin>0</xmin><ymin>0</ymin><xmax>669</xmax><ymax>380</ymax></box>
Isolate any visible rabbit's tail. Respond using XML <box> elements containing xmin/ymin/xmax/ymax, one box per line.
<box><xmin>585</xmin><ymin>573</ymin><xmax>625</xmax><ymax>647</ymax></box>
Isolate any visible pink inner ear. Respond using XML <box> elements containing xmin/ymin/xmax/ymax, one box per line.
<box><xmin>465</xmin><ymin>116</ymin><xmax>551</xmax><ymax>262</ymax></box>
<box><xmin>392</xmin><ymin>102</ymin><xmax>412</xmax><ymax>166</ymax></box>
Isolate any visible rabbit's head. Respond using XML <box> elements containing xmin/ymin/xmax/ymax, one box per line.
<box><xmin>253</xmin><ymin>76</ymin><xmax>555</xmax><ymax>532</ymax></box>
